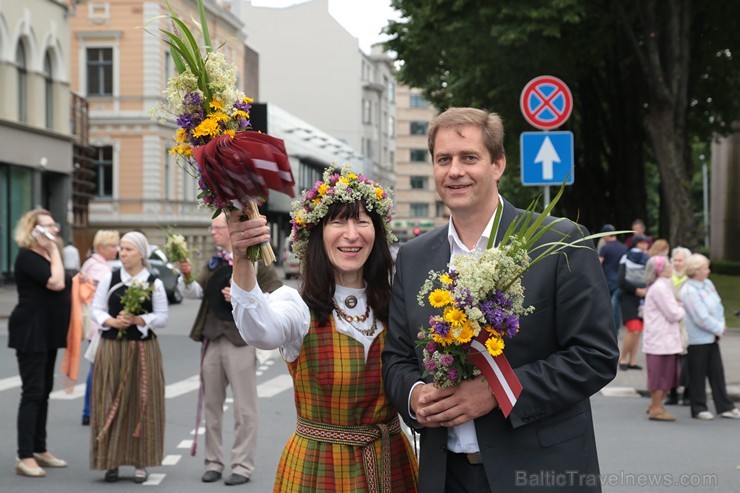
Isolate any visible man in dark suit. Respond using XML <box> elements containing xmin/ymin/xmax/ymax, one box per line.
<box><xmin>382</xmin><ymin>107</ymin><xmax>619</xmax><ymax>492</ymax></box>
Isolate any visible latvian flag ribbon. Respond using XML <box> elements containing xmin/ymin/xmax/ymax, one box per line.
<box><xmin>467</xmin><ymin>331</ymin><xmax>522</xmax><ymax>418</ymax></box>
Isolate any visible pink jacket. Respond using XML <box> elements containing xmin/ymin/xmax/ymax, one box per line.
<box><xmin>642</xmin><ymin>277</ymin><xmax>685</xmax><ymax>355</ymax></box>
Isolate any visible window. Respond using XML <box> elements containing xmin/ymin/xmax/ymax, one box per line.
<box><xmin>410</xmin><ymin>203</ymin><xmax>429</xmax><ymax>217</ymax></box>
<box><xmin>387</xmin><ymin>80</ymin><xmax>396</xmax><ymax>103</ymax></box>
<box><xmin>410</xmin><ymin>149</ymin><xmax>427</xmax><ymax>162</ymax></box>
<box><xmin>410</xmin><ymin>93</ymin><xmax>429</xmax><ymax>108</ymax></box>
<box><xmin>87</xmin><ymin>47</ymin><xmax>113</xmax><ymax>96</ymax></box>
<box><xmin>410</xmin><ymin>121</ymin><xmax>428</xmax><ymax>135</ymax></box>
<box><xmin>436</xmin><ymin>201</ymin><xmax>447</xmax><ymax>217</ymax></box>
<box><xmin>44</xmin><ymin>52</ymin><xmax>54</xmax><ymax>129</ymax></box>
<box><xmin>388</xmin><ymin>116</ymin><xmax>395</xmax><ymax>137</ymax></box>
<box><xmin>93</xmin><ymin>146</ymin><xmax>113</xmax><ymax>197</ymax></box>
<box><xmin>16</xmin><ymin>43</ymin><xmax>27</xmax><ymax>123</ymax></box>
<box><xmin>366</xmin><ymin>138</ymin><xmax>374</xmax><ymax>159</ymax></box>
<box><xmin>410</xmin><ymin>176</ymin><xmax>428</xmax><ymax>190</ymax></box>
<box><xmin>362</xmin><ymin>99</ymin><xmax>372</xmax><ymax>124</ymax></box>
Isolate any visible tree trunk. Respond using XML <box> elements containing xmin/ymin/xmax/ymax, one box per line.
<box><xmin>644</xmin><ymin>110</ymin><xmax>699</xmax><ymax>250</ymax></box>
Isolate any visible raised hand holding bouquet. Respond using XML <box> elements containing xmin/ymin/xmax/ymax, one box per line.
<box><xmin>149</xmin><ymin>0</ymin><xmax>295</xmax><ymax>263</ymax></box>
<box><xmin>417</xmin><ymin>186</ymin><xmax>622</xmax><ymax>417</ymax></box>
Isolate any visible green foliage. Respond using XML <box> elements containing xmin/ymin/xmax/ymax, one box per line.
<box><xmin>711</xmin><ymin>261</ymin><xmax>740</xmax><ymax>276</ymax></box>
<box><xmin>386</xmin><ymin>0</ymin><xmax>740</xmax><ymax>243</ymax></box>
<box><xmin>709</xmin><ymin>273</ymin><xmax>740</xmax><ymax>326</ymax></box>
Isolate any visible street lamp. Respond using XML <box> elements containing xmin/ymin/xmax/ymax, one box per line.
<box><xmin>700</xmin><ymin>154</ymin><xmax>709</xmax><ymax>249</ymax></box>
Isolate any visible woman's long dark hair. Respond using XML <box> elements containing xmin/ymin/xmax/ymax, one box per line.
<box><xmin>300</xmin><ymin>201</ymin><xmax>393</xmax><ymax>325</ymax></box>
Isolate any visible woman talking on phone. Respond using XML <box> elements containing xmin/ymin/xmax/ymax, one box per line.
<box><xmin>7</xmin><ymin>209</ymin><xmax>70</xmax><ymax>477</ymax></box>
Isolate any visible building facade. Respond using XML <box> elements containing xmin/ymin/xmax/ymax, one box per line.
<box><xmin>241</xmin><ymin>0</ymin><xmax>394</xmax><ymax>184</ymax></box>
<box><xmin>0</xmin><ymin>0</ymin><xmax>74</xmax><ymax>281</ymax></box>
<box><xmin>392</xmin><ymin>85</ymin><xmax>444</xmax><ymax>242</ymax></box>
<box><xmin>68</xmin><ymin>0</ymin><xmax>249</xmax><ymax>254</ymax></box>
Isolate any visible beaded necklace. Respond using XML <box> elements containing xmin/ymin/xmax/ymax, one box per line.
<box><xmin>332</xmin><ymin>302</ymin><xmax>377</xmax><ymax>337</ymax></box>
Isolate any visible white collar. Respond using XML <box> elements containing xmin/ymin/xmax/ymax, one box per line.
<box><xmin>447</xmin><ymin>195</ymin><xmax>504</xmax><ymax>254</ymax></box>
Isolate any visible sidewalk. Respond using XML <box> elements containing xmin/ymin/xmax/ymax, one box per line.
<box><xmin>0</xmin><ymin>282</ymin><xmax>738</xmax><ymax>399</ymax></box>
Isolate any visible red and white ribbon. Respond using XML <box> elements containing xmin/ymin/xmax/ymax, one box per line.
<box><xmin>468</xmin><ymin>333</ymin><xmax>522</xmax><ymax>418</ymax></box>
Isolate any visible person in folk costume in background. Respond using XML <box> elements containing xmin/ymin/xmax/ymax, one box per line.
<box><xmin>641</xmin><ymin>255</ymin><xmax>684</xmax><ymax>421</ymax></box>
<box><xmin>178</xmin><ymin>212</ymin><xmax>282</xmax><ymax>485</ymax></box>
<box><xmin>76</xmin><ymin>230</ymin><xmax>120</xmax><ymax>427</ymax></box>
<box><xmin>8</xmin><ymin>209</ymin><xmax>70</xmax><ymax>477</ymax></box>
<box><xmin>228</xmin><ymin>167</ymin><xmax>418</xmax><ymax>492</ymax></box>
<box><xmin>89</xmin><ymin>232</ymin><xmax>168</xmax><ymax>483</ymax></box>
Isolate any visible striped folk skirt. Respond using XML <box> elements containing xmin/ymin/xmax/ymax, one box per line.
<box><xmin>90</xmin><ymin>337</ymin><xmax>165</xmax><ymax>470</ymax></box>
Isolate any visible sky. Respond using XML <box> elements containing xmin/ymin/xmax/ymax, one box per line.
<box><xmin>251</xmin><ymin>0</ymin><xmax>401</xmax><ymax>53</ymax></box>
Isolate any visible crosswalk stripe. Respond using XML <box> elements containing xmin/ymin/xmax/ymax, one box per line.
<box><xmin>162</xmin><ymin>455</ymin><xmax>181</xmax><ymax>466</ymax></box>
<box><xmin>2</xmin><ymin>371</ymin><xmax>294</xmax><ymax>401</ymax></box>
<box><xmin>50</xmin><ymin>383</ymin><xmax>85</xmax><ymax>400</ymax></box>
<box><xmin>257</xmin><ymin>374</ymin><xmax>293</xmax><ymax>398</ymax></box>
<box><xmin>164</xmin><ymin>375</ymin><xmax>200</xmax><ymax>399</ymax></box>
<box><xmin>0</xmin><ymin>376</ymin><xmax>21</xmax><ymax>392</ymax></box>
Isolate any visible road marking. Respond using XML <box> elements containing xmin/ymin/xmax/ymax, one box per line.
<box><xmin>165</xmin><ymin>375</ymin><xmax>200</xmax><ymax>398</ymax></box>
<box><xmin>143</xmin><ymin>473</ymin><xmax>166</xmax><ymax>485</ymax></box>
<box><xmin>162</xmin><ymin>455</ymin><xmax>181</xmax><ymax>466</ymax></box>
<box><xmin>177</xmin><ymin>439</ymin><xmax>193</xmax><ymax>449</ymax></box>
<box><xmin>190</xmin><ymin>427</ymin><xmax>205</xmax><ymax>435</ymax></box>
<box><xmin>257</xmin><ymin>374</ymin><xmax>293</xmax><ymax>398</ymax></box>
<box><xmin>0</xmin><ymin>376</ymin><xmax>21</xmax><ymax>392</ymax></box>
<box><xmin>601</xmin><ymin>386</ymin><xmax>641</xmax><ymax>397</ymax></box>
<box><xmin>50</xmin><ymin>383</ymin><xmax>85</xmax><ymax>400</ymax></box>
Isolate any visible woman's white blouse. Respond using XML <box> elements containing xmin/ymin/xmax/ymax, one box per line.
<box><xmin>91</xmin><ymin>268</ymin><xmax>169</xmax><ymax>338</ymax></box>
<box><xmin>230</xmin><ymin>282</ymin><xmax>382</xmax><ymax>363</ymax></box>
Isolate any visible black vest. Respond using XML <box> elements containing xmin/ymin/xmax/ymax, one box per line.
<box><xmin>101</xmin><ymin>269</ymin><xmax>158</xmax><ymax>341</ymax></box>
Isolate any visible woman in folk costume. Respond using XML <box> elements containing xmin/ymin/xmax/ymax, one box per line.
<box><xmin>228</xmin><ymin>167</ymin><xmax>418</xmax><ymax>493</ymax></box>
<box><xmin>89</xmin><ymin>232</ymin><xmax>168</xmax><ymax>483</ymax></box>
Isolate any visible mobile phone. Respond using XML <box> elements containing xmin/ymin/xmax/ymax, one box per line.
<box><xmin>33</xmin><ymin>225</ymin><xmax>55</xmax><ymax>240</ymax></box>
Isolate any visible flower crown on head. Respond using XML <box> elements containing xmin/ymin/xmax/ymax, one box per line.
<box><xmin>289</xmin><ymin>165</ymin><xmax>397</xmax><ymax>260</ymax></box>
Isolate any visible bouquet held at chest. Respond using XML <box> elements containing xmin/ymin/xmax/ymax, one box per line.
<box><xmin>149</xmin><ymin>0</ymin><xmax>295</xmax><ymax>263</ymax></box>
<box><xmin>118</xmin><ymin>280</ymin><xmax>154</xmax><ymax>339</ymax></box>
<box><xmin>417</xmin><ymin>186</ymin><xmax>624</xmax><ymax>417</ymax></box>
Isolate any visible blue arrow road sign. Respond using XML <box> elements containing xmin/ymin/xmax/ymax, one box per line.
<box><xmin>520</xmin><ymin>131</ymin><xmax>574</xmax><ymax>186</ymax></box>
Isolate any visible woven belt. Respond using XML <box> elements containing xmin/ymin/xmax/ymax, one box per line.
<box><xmin>295</xmin><ymin>415</ymin><xmax>401</xmax><ymax>493</ymax></box>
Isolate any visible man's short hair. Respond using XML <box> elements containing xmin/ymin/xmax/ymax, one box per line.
<box><xmin>428</xmin><ymin>107</ymin><xmax>505</xmax><ymax>162</ymax></box>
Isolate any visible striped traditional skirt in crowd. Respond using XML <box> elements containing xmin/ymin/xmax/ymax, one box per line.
<box><xmin>90</xmin><ymin>336</ymin><xmax>165</xmax><ymax>470</ymax></box>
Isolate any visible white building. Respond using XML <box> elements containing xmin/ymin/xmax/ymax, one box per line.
<box><xmin>0</xmin><ymin>0</ymin><xmax>73</xmax><ymax>279</ymax></box>
<box><xmin>241</xmin><ymin>0</ymin><xmax>396</xmax><ymax>185</ymax></box>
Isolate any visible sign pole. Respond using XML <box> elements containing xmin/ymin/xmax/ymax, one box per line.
<box><xmin>543</xmin><ymin>186</ymin><xmax>551</xmax><ymax>213</ymax></box>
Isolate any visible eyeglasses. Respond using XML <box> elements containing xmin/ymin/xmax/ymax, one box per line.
<box><xmin>208</xmin><ymin>225</ymin><xmax>228</xmax><ymax>232</ymax></box>
<box><xmin>38</xmin><ymin>221</ymin><xmax>61</xmax><ymax>230</ymax></box>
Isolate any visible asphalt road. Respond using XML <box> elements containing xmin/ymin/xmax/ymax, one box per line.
<box><xmin>1</xmin><ymin>278</ymin><xmax>738</xmax><ymax>492</ymax></box>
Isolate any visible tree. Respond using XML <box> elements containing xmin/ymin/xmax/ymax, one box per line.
<box><xmin>386</xmin><ymin>0</ymin><xmax>740</xmax><ymax>248</ymax></box>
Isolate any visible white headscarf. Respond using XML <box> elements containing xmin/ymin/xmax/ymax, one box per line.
<box><xmin>120</xmin><ymin>231</ymin><xmax>151</xmax><ymax>270</ymax></box>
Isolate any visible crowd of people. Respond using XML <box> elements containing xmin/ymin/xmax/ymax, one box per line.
<box><xmin>599</xmin><ymin>222</ymin><xmax>740</xmax><ymax>422</ymax></box>
<box><xmin>5</xmin><ymin>105</ymin><xmax>737</xmax><ymax>491</ymax></box>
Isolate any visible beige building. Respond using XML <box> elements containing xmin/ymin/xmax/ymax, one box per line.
<box><xmin>68</xmin><ymin>0</ymin><xmax>251</xmax><ymax>254</ymax></box>
<box><xmin>393</xmin><ymin>85</ymin><xmax>445</xmax><ymax>242</ymax></box>
<box><xmin>0</xmin><ymin>0</ymin><xmax>74</xmax><ymax>279</ymax></box>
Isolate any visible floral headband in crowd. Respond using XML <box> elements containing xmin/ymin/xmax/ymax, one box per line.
<box><xmin>289</xmin><ymin>165</ymin><xmax>396</xmax><ymax>260</ymax></box>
